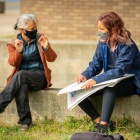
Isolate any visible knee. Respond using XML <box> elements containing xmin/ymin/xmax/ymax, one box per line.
<box><xmin>12</xmin><ymin>70</ymin><xmax>27</xmax><ymax>82</ymax></box>
<box><xmin>14</xmin><ymin>70</ymin><xmax>26</xmax><ymax>78</ymax></box>
<box><xmin>103</xmin><ymin>87</ymin><xmax>116</xmax><ymax>96</ymax></box>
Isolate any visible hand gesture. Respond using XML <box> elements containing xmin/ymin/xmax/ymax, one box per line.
<box><xmin>15</xmin><ymin>39</ymin><xmax>23</xmax><ymax>53</ymax></box>
<box><xmin>75</xmin><ymin>75</ymin><xmax>87</xmax><ymax>83</ymax></box>
<box><xmin>38</xmin><ymin>35</ymin><xmax>49</xmax><ymax>48</ymax></box>
<box><xmin>82</xmin><ymin>79</ymin><xmax>96</xmax><ymax>89</ymax></box>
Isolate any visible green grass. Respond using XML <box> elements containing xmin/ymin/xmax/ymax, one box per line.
<box><xmin>0</xmin><ymin>116</ymin><xmax>139</xmax><ymax>140</ymax></box>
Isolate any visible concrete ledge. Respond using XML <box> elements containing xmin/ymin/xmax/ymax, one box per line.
<box><xmin>0</xmin><ymin>88</ymin><xmax>140</xmax><ymax>125</ymax></box>
<box><xmin>0</xmin><ymin>88</ymin><xmax>85</xmax><ymax>125</ymax></box>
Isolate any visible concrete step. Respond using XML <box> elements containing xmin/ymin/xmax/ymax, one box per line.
<box><xmin>0</xmin><ymin>88</ymin><xmax>139</xmax><ymax>125</ymax></box>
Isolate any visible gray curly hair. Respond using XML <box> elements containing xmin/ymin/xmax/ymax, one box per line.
<box><xmin>14</xmin><ymin>14</ymin><xmax>38</xmax><ymax>30</ymax></box>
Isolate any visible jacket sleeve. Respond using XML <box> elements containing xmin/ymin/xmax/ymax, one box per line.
<box><xmin>42</xmin><ymin>43</ymin><xmax>57</xmax><ymax>62</ymax></box>
<box><xmin>82</xmin><ymin>42</ymin><xmax>103</xmax><ymax>80</ymax></box>
<box><xmin>92</xmin><ymin>43</ymin><xmax>136</xmax><ymax>83</ymax></box>
<box><xmin>7</xmin><ymin>44</ymin><xmax>23</xmax><ymax>66</ymax></box>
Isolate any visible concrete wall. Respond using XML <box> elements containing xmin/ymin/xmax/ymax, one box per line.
<box><xmin>0</xmin><ymin>40</ymin><xmax>13</xmax><ymax>88</ymax></box>
<box><xmin>0</xmin><ymin>41</ymin><xmax>140</xmax><ymax>126</ymax></box>
<box><xmin>0</xmin><ymin>40</ymin><xmax>140</xmax><ymax>88</ymax></box>
<box><xmin>0</xmin><ymin>88</ymin><xmax>139</xmax><ymax>126</ymax></box>
<box><xmin>0</xmin><ymin>40</ymin><xmax>98</xmax><ymax>88</ymax></box>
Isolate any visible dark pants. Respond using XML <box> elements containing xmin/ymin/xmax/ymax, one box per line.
<box><xmin>0</xmin><ymin>70</ymin><xmax>47</xmax><ymax>125</ymax></box>
<box><xmin>78</xmin><ymin>78</ymin><xmax>137</xmax><ymax>123</ymax></box>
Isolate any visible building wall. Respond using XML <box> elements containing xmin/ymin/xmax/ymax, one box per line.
<box><xmin>20</xmin><ymin>0</ymin><xmax>140</xmax><ymax>44</ymax></box>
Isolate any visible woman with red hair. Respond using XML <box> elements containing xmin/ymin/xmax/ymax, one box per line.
<box><xmin>76</xmin><ymin>12</ymin><xmax>140</xmax><ymax>133</ymax></box>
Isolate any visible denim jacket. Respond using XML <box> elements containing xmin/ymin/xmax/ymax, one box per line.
<box><xmin>82</xmin><ymin>41</ymin><xmax>140</xmax><ymax>94</ymax></box>
<box><xmin>17</xmin><ymin>34</ymin><xmax>44</xmax><ymax>71</ymax></box>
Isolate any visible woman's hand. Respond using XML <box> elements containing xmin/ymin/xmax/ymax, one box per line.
<box><xmin>38</xmin><ymin>35</ymin><xmax>49</xmax><ymax>49</ymax></box>
<box><xmin>15</xmin><ymin>39</ymin><xmax>23</xmax><ymax>53</ymax></box>
<box><xmin>75</xmin><ymin>75</ymin><xmax>87</xmax><ymax>83</ymax></box>
<box><xmin>82</xmin><ymin>79</ymin><xmax>96</xmax><ymax>89</ymax></box>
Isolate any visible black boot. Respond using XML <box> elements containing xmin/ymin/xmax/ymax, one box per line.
<box><xmin>98</xmin><ymin>124</ymin><xmax>108</xmax><ymax>134</ymax></box>
<box><xmin>93</xmin><ymin>123</ymin><xmax>113</xmax><ymax>134</ymax></box>
<box><xmin>93</xmin><ymin>123</ymin><xmax>100</xmax><ymax>132</ymax></box>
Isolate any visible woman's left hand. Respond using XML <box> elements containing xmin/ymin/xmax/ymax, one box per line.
<box><xmin>82</xmin><ymin>79</ymin><xmax>96</xmax><ymax>89</ymax></box>
<box><xmin>38</xmin><ymin>35</ymin><xmax>49</xmax><ymax>48</ymax></box>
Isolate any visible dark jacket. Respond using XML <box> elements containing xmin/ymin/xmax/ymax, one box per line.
<box><xmin>17</xmin><ymin>34</ymin><xmax>44</xmax><ymax>71</ymax></box>
<box><xmin>82</xmin><ymin>41</ymin><xmax>140</xmax><ymax>94</ymax></box>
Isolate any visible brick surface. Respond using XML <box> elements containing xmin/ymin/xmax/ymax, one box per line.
<box><xmin>20</xmin><ymin>0</ymin><xmax>140</xmax><ymax>44</ymax></box>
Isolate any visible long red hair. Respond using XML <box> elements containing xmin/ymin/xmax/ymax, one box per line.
<box><xmin>98</xmin><ymin>12</ymin><xmax>132</xmax><ymax>49</ymax></box>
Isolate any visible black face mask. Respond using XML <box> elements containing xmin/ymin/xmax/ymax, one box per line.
<box><xmin>25</xmin><ymin>29</ymin><xmax>37</xmax><ymax>39</ymax></box>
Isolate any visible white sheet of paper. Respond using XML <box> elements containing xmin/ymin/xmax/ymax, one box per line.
<box><xmin>67</xmin><ymin>74</ymin><xmax>135</xmax><ymax>110</ymax></box>
<box><xmin>58</xmin><ymin>74</ymin><xmax>134</xmax><ymax>95</ymax></box>
<box><xmin>67</xmin><ymin>84</ymin><xmax>110</xmax><ymax>110</ymax></box>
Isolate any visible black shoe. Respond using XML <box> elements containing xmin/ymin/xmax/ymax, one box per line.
<box><xmin>108</xmin><ymin>121</ymin><xmax>116</xmax><ymax>132</ymax></box>
<box><xmin>93</xmin><ymin>122</ymin><xmax>115</xmax><ymax>134</ymax></box>
<box><xmin>93</xmin><ymin>123</ymin><xmax>100</xmax><ymax>132</ymax></box>
<box><xmin>20</xmin><ymin>124</ymin><xmax>29</xmax><ymax>131</ymax></box>
<box><xmin>99</xmin><ymin>124</ymin><xmax>108</xmax><ymax>134</ymax></box>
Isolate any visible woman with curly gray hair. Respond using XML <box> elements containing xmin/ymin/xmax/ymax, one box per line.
<box><xmin>0</xmin><ymin>14</ymin><xmax>57</xmax><ymax>130</ymax></box>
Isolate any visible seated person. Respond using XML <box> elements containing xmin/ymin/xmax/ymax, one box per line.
<box><xmin>75</xmin><ymin>11</ymin><xmax>140</xmax><ymax>133</ymax></box>
<box><xmin>0</xmin><ymin>14</ymin><xmax>57</xmax><ymax>130</ymax></box>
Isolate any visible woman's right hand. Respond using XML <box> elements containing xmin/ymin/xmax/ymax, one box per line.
<box><xmin>15</xmin><ymin>39</ymin><xmax>23</xmax><ymax>53</ymax></box>
<box><xmin>75</xmin><ymin>75</ymin><xmax>87</xmax><ymax>83</ymax></box>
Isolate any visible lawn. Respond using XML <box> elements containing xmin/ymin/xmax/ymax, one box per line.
<box><xmin>0</xmin><ymin>116</ymin><xmax>139</xmax><ymax>140</ymax></box>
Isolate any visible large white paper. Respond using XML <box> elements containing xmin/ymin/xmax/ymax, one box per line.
<box><xmin>58</xmin><ymin>74</ymin><xmax>134</xmax><ymax>95</ymax></box>
<box><xmin>57</xmin><ymin>74</ymin><xmax>134</xmax><ymax>110</ymax></box>
<box><xmin>67</xmin><ymin>84</ymin><xmax>110</xmax><ymax>110</ymax></box>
